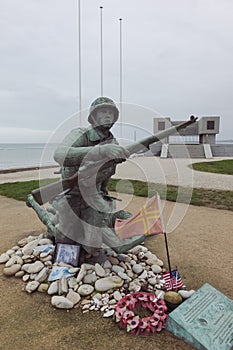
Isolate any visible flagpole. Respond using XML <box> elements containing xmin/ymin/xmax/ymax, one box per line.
<box><xmin>164</xmin><ymin>231</ymin><xmax>172</xmax><ymax>278</ymax></box>
<box><xmin>100</xmin><ymin>6</ymin><xmax>104</xmax><ymax>96</ymax></box>
<box><xmin>78</xmin><ymin>0</ymin><xmax>82</xmax><ymax>126</ymax></box>
<box><xmin>157</xmin><ymin>193</ymin><xmax>172</xmax><ymax>278</ymax></box>
<box><xmin>119</xmin><ymin>18</ymin><xmax>123</xmax><ymax>139</ymax></box>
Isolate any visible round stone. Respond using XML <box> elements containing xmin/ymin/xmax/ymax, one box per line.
<box><xmin>148</xmin><ymin>277</ymin><xmax>157</xmax><ymax>285</ymax></box>
<box><xmin>6</xmin><ymin>249</ymin><xmax>15</xmax><ymax>256</ymax></box>
<box><xmin>5</xmin><ymin>256</ymin><xmax>23</xmax><ymax>267</ymax></box>
<box><xmin>132</xmin><ymin>263</ymin><xmax>143</xmax><ymax>274</ymax></box>
<box><xmin>3</xmin><ymin>264</ymin><xmax>21</xmax><ymax>276</ymax></box>
<box><xmin>68</xmin><ymin>277</ymin><xmax>78</xmax><ymax>289</ymax></box>
<box><xmin>77</xmin><ymin>284</ymin><xmax>94</xmax><ymax>296</ymax></box>
<box><xmin>66</xmin><ymin>290</ymin><xmax>81</xmax><ymax>305</ymax></box>
<box><xmin>138</xmin><ymin>270</ymin><xmax>148</xmax><ymax>280</ymax></box>
<box><xmin>22</xmin><ymin>261</ymin><xmax>44</xmax><ymax>274</ymax></box>
<box><xmin>112</xmin><ymin>265</ymin><xmax>125</xmax><ymax>274</ymax></box>
<box><xmin>128</xmin><ymin>245</ymin><xmax>145</xmax><ymax>255</ymax></box>
<box><xmin>22</xmin><ymin>274</ymin><xmax>30</xmax><ymax>282</ymax></box>
<box><xmin>95</xmin><ymin>263</ymin><xmax>105</xmax><ymax>277</ymax></box>
<box><xmin>113</xmin><ymin>290</ymin><xmax>122</xmax><ymax>301</ymax></box>
<box><xmin>151</xmin><ymin>264</ymin><xmax>162</xmax><ymax>274</ymax></box>
<box><xmin>95</xmin><ymin>276</ymin><xmax>123</xmax><ymax>292</ymax></box>
<box><xmin>11</xmin><ymin>245</ymin><xmax>20</xmax><ymax>251</ymax></box>
<box><xmin>51</xmin><ymin>296</ymin><xmax>74</xmax><ymax>309</ymax></box>
<box><xmin>17</xmin><ymin>237</ymin><xmax>28</xmax><ymax>247</ymax></box>
<box><xmin>40</xmin><ymin>255</ymin><xmax>52</xmax><ymax>262</ymax></box>
<box><xmin>118</xmin><ymin>271</ymin><xmax>131</xmax><ymax>281</ymax></box>
<box><xmin>38</xmin><ymin>238</ymin><xmax>53</xmax><ymax>245</ymax></box>
<box><xmin>25</xmin><ymin>280</ymin><xmax>40</xmax><ymax>293</ymax></box>
<box><xmin>178</xmin><ymin>289</ymin><xmax>195</xmax><ymax>299</ymax></box>
<box><xmin>164</xmin><ymin>291</ymin><xmax>183</xmax><ymax>305</ymax></box>
<box><xmin>0</xmin><ymin>253</ymin><xmax>10</xmax><ymax>264</ymax></box>
<box><xmin>83</xmin><ymin>273</ymin><xmax>98</xmax><ymax>285</ymax></box>
<box><xmin>128</xmin><ymin>279</ymin><xmax>141</xmax><ymax>292</ymax></box>
<box><xmin>107</xmin><ymin>256</ymin><xmax>119</xmax><ymax>265</ymax></box>
<box><xmin>48</xmin><ymin>281</ymin><xmax>58</xmax><ymax>295</ymax></box>
<box><xmin>103</xmin><ymin>260</ymin><xmax>112</xmax><ymax>269</ymax></box>
<box><xmin>76</xmin><ymin>269</ymin><xmax>86</xmax><ymax>283</ymax></box>
<box><xmin>15</xmin><ymin>270</ymin><xmax>25</xmax><ymax>278</ymax></box>
<box><xmin>38</xmin><ymin>283</ymin><xmax>49</xmax><ymax>292</ymax></box>
<box><xmin>35</xmin><ymin>267</ymin><xmax>50</xmax><ymax>283</ymax></box>
<box><xmin>22</xmin><ymin>240</ymin><xmax>39</xmax><ymax>255</ymax></box>
<box><xmin>146</xmin><ymin>258</ymin><xmax>160</xmax><ymax>266</ymax></box>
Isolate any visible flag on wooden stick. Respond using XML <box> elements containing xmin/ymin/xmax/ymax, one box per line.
<box><xmin>115</xmin><ymin>193</ymin><xmax>164</xmax><ymax>240</ymax></box>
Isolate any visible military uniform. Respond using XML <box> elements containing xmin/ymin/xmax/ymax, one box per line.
<box><xmin>52</xmin><ymin>97</ymin><xmax>144</xmax><ymax>254</ymax></box>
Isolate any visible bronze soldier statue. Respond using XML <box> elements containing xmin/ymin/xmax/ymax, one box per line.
<box><xmin>27</xmin><ymin>96</ymin><xmax>197</xmax><ymax>259</ymax></box>
<box><xmin>50</xmin><ymin>96</ymin><xmax>144</xmax><ymax>254</ymax></box>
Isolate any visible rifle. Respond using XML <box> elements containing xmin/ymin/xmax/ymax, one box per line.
<box><xmin>28</xmin><ymin>116</ymin><xmax>197</xmax><ymax>206</ymax></box>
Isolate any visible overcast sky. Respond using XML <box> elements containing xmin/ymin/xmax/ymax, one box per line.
<box><xmin>0</xmin><ymin>0</ymin><xmax>233</xmax><ymax>143</ymax></box>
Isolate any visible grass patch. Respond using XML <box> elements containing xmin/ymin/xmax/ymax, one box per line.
<box><xmin>0</xmin><ymin>178</ymin><xmax>58</xmax><ymax>202</ymax></box>
<box><xmin>108</xmin><ymin>179</ymin><xmax>233</xmax><ymax>211</ymax></box>
<box><xmin>0</xmin><ymin>177</ymin><xmax>232</xmax><ymax>211</ymax></box>
<box><xmin>191</xmin><ymin>159</ymin><xmax>233</xmax><ymax>175</ymax></box>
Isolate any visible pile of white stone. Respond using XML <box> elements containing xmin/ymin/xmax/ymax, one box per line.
<box><xmin>0</xmin><ymin>233</ymin><xmax>168</xmax><ymax>316</ymax></box>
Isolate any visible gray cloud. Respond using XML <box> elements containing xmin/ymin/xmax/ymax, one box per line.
<box><xmin>0</xmin><ymin>0</ymin><xmax>233</xmax><ymax>141</ymax></box>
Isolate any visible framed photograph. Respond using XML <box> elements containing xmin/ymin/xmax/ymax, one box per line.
<box><xmin>53</xmin><ymin>243</ymin><xmax>81</xmax><ymax>267</ymax></box>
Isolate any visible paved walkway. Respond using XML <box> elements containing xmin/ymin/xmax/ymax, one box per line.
<box><xmin>114</xmin><ymin>156</ymin><xmax>233</xmax><ymax>191</ymax></box>
<box><xmin>0</xmin><ymin>157</ymin><xmax>232</xmax><ymax>191</ymax></box>
<box><xmin>0</xmin><ymin>166</ymin><xmax>59</xmax><ymax>184</ymax></box>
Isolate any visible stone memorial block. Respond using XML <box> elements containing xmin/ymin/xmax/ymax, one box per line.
<box><xmin>165</xmin><ymin>283</ymin><xmax>233</xmax><ymax>350</ymax></box>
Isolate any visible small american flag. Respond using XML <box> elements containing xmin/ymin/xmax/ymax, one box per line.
<box><xmin>163</xmin><ymin>269</ymin><xmax>184</xmax><ymax>291</ymax></box>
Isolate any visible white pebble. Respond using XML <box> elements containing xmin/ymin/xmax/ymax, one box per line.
<box><xmin>51</xmin><ymin>296</ymin><xmax>74</xmax><ymax>309</ymax></box>
<box><xmin>77</xmin><ymin>284</ymin><xmax>94</xmax><ymax>296</ymax></box>
<box><xmin>0</xmin><ymin>253</ymin><xmax>10</xmax><ymax>264</ymax></box>
<box><xmin>25</xmin><ymin>281</ymin><xmax>40</xmax><ymax>293</ymax></box>
<box><xmin>103</xmin><ymin>309</ymin><xmax>115</xmax><ymax>317</ymax></box>
<box><xmin>178</xmin><ymin>289</ymin><xmax>195</xmax><ymax>299</ymax></box>
<box><xmin>132</xmin><ymin>264</ymin><xmax>143</xmax><ymax>274</ymax></box>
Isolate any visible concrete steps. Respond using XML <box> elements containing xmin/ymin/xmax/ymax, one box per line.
<box><xmin>149</xmin><ymin>143</ymin><xmax>233</xmax><ymax>158</ymax></box>
<box><xmin>167</xmin><ymin>144</ymin><xmax>205</xmax><ymax>158</ymax></box>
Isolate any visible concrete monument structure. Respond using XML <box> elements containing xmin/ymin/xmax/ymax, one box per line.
<box><xmin>152</xmin><ymin>116</ymin><xmax>233</xmax><ymax>158</ymax></box>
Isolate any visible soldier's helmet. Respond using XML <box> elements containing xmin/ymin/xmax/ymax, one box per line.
<box><xmin>88</xmin><ymin>97</ymin><xmax>119</xmax><ymax>124</ymax></box>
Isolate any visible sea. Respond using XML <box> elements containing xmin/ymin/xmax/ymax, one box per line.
<box><xmin>0</xmin><ymin>143</ymin><xmax>58</xmax><ymax>171</ymax></box>
<box><xmin>1</xmin><ymin>140</ymin><xmax>232</xmax><ymax>171</ymax></box>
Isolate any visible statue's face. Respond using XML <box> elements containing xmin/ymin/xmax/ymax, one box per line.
<box><xmin>94</xmin><ymin>108</ymin><xmax>115</xmax><ymax>128</ymax></box>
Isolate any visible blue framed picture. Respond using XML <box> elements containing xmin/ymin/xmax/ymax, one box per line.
<box><xmin>53</xmin><ymin>243</ymin><xmax>81</xmax><ymax>267</ymax></box>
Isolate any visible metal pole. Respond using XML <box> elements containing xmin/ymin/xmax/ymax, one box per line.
<box><xmin>100</xmin><ymin>6</ymin><xmax>103</xmax><ymax>96</ymax></box>
<box><xmin>78</xmin><ymin>0</ymin><xmax>82</xmax><ymax>126</ymax></box>
<box><xmin>119</xmin><ymin>18</ymin><xmax>123</xmax><ymax>139</ymax></box>
<box><xmin>157</xmin><ymin>193</ymin><xmax>172</xmax><ymax>278</ymax></box>
<box><xmin>164</xmin><ymin>231</ymin><xmax>172</xmax><ymax>278</ymax></box>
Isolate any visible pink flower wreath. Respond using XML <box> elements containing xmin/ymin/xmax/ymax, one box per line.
<box><xmin>114</xmin><ymin>292</ymin><xmax>168</xmax><ymax>335</ymax></box>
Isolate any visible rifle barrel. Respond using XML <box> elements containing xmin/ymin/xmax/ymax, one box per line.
<box><xmin>29</xmin><ymin>116</ymin><xmax>197</xmax><ymax>205</ymax></box>
<box><xmin>126</xmin><ymin>116</ymin><xmax>197</xmax><ymax>155</ymax></box>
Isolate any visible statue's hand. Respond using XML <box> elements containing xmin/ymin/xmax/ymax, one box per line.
<box><xmin>99</xmin><ymin>144</ymin><xmax>130</xmax><ymax>161</ymax></box>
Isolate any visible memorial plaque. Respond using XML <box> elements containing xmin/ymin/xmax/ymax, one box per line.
<box><xmin>165</xmin><ymin>283</ymin><xmax>233</xmax><ymax>350</ymax></box>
